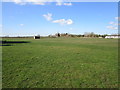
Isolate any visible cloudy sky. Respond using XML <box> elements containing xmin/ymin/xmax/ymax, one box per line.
<box><xmin>2</xmin><ymin>1</ymin><xmax>119</xmax><ymax>36</ymax></box>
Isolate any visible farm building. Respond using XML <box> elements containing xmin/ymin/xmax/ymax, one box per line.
<box><xmin>105</xmin><ymin>35</ymin><xmax>120</xmax><ymax>39</ymax></box>
<box><xmin>34</xmin><ymin>35</ymin><xmax>40</xmax><ymax>39</ymax></box>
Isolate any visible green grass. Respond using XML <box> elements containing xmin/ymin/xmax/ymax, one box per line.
<box><xmin>2</xmin><ymin>37</ymin><xmax>119</xmax><ymax>88</ymax></box>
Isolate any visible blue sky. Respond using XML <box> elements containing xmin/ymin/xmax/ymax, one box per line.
<box><xmin>2</xmin><ymin>2</ymin><xmax>118</xmax><ymax>36</ymax></box>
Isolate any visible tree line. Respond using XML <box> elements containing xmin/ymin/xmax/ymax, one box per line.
<box><xmin>49</xmin><ymin>32</ymin><xmax>110</xmax><ymax>38</ymax></box>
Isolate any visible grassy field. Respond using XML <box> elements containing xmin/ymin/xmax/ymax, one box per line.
<box><xmin>2</xmin><ymin>37</ymin><xmax>119</xmax><ymax>88</ymax></box>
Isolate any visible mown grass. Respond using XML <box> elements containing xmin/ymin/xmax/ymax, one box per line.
<box><xmin>2</xmin><ymin>37</ymin><xmax>119</xmax><ymax>88</ymax></box>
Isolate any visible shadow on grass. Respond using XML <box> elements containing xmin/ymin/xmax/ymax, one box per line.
<box><xmin>0</xmin><ymin>40</ymin><xmax>30</xmax><ymax>46</ymax></box>
<box><xmin>0</xmin><ymin>44</ymin><xmax>12</xmax><ymax>46</ymax></box>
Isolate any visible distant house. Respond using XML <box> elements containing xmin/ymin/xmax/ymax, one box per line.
<box><xmin>105</xmin><ymin>35</ymin><xmax>120</xmax><ymax>39</ymax></box>
<box><xmin>98</xmin><ymin>37</ymin><xmax>103</xmax><ymax>38</ymax></box>
<box><xmin>49</xmin><ymin>33</ymin><xmax>61</xmax><ymax>38</ymax></box>
<box><xmin>49</xmin><ymin>35</ymin><xmax>57</xmax><ymax>38</ymax></box>
<box><xmin>34</xmin><ymin>35</ymin><xmax>40</xmax><ymax>39</ymax></box>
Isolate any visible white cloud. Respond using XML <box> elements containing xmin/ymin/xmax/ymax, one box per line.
<box><xmin>0</xmin><ymin>24</ymin><xmax>2</xmax><ymax>27</ymax></box>
<box><xmin>107</xmin><ymin>17</ymin><xmax>120</xmax><ymax>30</ymax></box>
<box><xmin>43</xmin><ymin>13</ymin><xmax>73</xmax><ymax>25</ymax></box>
<box><xmin>27</xmin><ymin>0</ymin><xmax>46</xmax><ymax>5</ymax></box>
<box><xmin>43</xmin><ymin>13</ymin><xmax>52</xmax><ymax>21</ymax></box>
<box><xmin>32</xmin><ymin>2</ymin><xmax>46</xmax><ymax>5</ymax></box>
<box><xmin>115</xmin><ymin>17</ymin><xmax>120</xmax><ymax>21</ymax></box>
<box><xmin>109</xmin><ymin>21</ymin><xmax>119</xmax><ymax>26</ymax></box>
<box><xmin>56</xmin><ymin>2</ymin><xmax>72</xmax><ymax>6</ymax></box>
<box><xmin>20</xmin><ymin>24</ymin><xmax>24</xmax><ymax>26</ymax></box>
<box><xmin>3</xmin><ymin>0</ymin><xmax>72</xmax><ymax>6</ymax></box>
<box><xmin>56</xmin><ymin>2</ymin><xmax>62</xmax><ymax>6</ymax></box>
<box><xmin>12</xmin><ymin>0</ymin><xmax>22</xmax><ymax>3</ymax></box>
<box><xmin>9</xmin><ymin>0</ymin><xmax>27</xmax><ymax>5</ymax></box>
<box><xmin>52</xmin><ymin>19</ymin><xmax>73</xmax><ymax>25</ymax></box>
<box><xmin>109</xmin><ymin>21</ymin><xmax>114</xmax><ymax>24</ymax></box>
<box><xmin>106</xmin><ymin>26</ymin><xmax>118</xmax><ymax>30</ymax></box>
<box><xmin>114</xmin><ymin>23</ymin><xmax>120</xmax><ymax>26</ymax></box>
<box><xmin>63</xmin><ymin>2</ymin><xmax>72</xmax><ymax>6</ymax></box>
<box><xmin>3</xmin><ymin>0</ymin><xmax>46</xmax><ymax>5</ymax></box>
